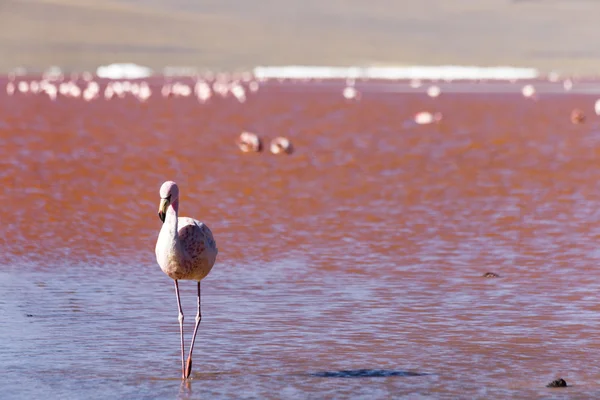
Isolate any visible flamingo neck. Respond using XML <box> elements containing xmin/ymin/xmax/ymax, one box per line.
<box><xmin>161</xmin><ymin>199</ymin><xmax>180</xmax><ymax>252</ymax></box>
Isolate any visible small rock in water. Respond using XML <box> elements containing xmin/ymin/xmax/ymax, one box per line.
<box><xmin>546</xmin><ymin>378</ymin><xmax>568</xmax><ymax>388</ymax></box>
<box><xmin>483</xmin><ymin>272</ymin><xmax>500</xmax><ymax>278</ymax></box>
<box><xmin>26</xmin><ymin>314</ymin><xmax>33</xmax><ymax>317</ymax></box>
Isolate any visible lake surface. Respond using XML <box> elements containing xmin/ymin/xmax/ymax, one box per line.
<box><xmin>1</xmin><ymin>78</ymin><xmax>600</xmax><ymax>399</ymax></box>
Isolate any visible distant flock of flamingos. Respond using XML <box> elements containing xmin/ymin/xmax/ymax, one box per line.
<box><xmin>4</xmin><ymin>71</ymin><xmax>600</xmax><ymax>154</ymax></box>
<box><xmin>3</xmin><ymin>71</ymin><xmax>257</xmax><ymax>103</ymax></box>
<box><xmin>3</xmin><ymin>71</ymin><xmax>298</xmax><ymax>154</ymax></box>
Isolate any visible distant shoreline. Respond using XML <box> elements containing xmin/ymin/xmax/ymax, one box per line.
<box><xmin>2</xmin><ymin>63</ymin><xmax>600</xmax><ymax>80</ymax></box>
<box><xmin>3</xmin><ymin>64</ymin><xmax>599</xmax><ymax>83</ymax></box>
<box><xmin>2</xmin><ymin>0</ymin><xmax>600</xmax><ymax>77</ymax></box>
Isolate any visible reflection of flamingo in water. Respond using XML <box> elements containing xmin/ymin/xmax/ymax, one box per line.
<box><xmin>155</xmin><ymin>181</ymin><xmax>218</xmax><ymax>379</ymax></box>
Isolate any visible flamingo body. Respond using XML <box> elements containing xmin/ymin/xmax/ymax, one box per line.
<box><xmin>270</xmin><ymin>137</ymin><xmax>293</xmax><ymax>155</ymax></box>
<box><xmin>156</xmin><ymin>216</ymin><xmax>218</xmax><ymax>281</ymax></box>
<box><xmin>236</xmin><ymin>131</ymin><xmax>262</xmax><ymax>153</ymax></box>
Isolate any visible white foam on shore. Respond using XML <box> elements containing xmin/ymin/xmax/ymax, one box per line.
<box><xmin>96</xmin><ymin>63</ymin><xmax>153</xmax><ymax>79</ymax></box>
<box><xmin>253</xmin><ymin>65</ymin><xmax>540</xmax><ymax>81</ymax></box>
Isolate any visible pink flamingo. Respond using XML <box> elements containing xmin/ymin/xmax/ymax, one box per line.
<box><xmin>155</xmin><ymin>181</ymin><xmax>218</xmax><ymax>379</ymax></box>
<box><xmin>427</xmin><ymin>85</ymin><xmax>441</xmax><ymax>98</ymax></box>
<box><xmin>414</xmin><ymin>111</ymin><xmax>442</xmax><ymax>125</ymax></box>
<box><xmin>270</xmin><ymin>137</ymin><xmax>293</xmax><ymax>155</ymax></box>
<box><xmin>570</xmin><ymin>109</ymin><xmax>585</xmax><ymax>124</ymax></box>
<box><xmin>236</xmin><ymin>131</ymin><xmax>262</xmax><ymax>152</ymax></box>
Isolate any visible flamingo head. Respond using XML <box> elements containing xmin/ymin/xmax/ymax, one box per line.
<box><xmin>158</xmin><ymin>180</ymin><xmax>179</xmax><ymax>222</ymax></box>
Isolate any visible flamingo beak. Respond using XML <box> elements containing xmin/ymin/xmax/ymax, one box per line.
<box><xmin>158</xmin><ymin>197</ymin><xmax>169</xmax><ymax>223</ymax></box>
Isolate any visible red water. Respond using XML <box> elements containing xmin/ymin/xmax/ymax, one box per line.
<box><xmin>2</xmin><ymin>78</ymin><xmax>600</xmax><ymax>399</ymax></box>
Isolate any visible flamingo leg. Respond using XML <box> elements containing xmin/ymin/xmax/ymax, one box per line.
<box><xmin>185</xmin><ymin>282</ymin><xmax>202</xmax><ymax>379</ymax></box>
<box><xmin>174</xmin><ymin>280</ymin><xmax>185</xmax><ymax>379</ymax></box>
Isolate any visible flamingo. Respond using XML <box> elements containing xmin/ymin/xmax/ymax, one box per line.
<box><xmin>342</xmin><ymin>86</ymin><xmax>359</xmax><ymax>100</ymax></box>
<box><xmin>236</xmin><ymin>131</ymin><xmax>262</xmax><ymax>152</ymax></box>
<box><xmin>414</xmin><ymin>111</ymin><xmax>442</xmax><ymax>125</ymax></box>
<box><xmin>427</xmin><ymin>85</ymin><xmax>441</xmax><ymax>98</ymax></box>
<box><xmin>248</xmin><ymin>81</ymin><xmax>259</xmax><ymax>93</ymax></box>
<box><xmin>270</xmin><ymin>137</ymin><xmax>293</xmax><ymax>155</ymax></box>
<box><xmin>570</xmin><ymin>109</ymin><xmax>585</xmax><ymax>124</ymax></box>
<box><xmin>155</xmin><ymin>181</ymin><xmax>218</xmax><ymax>379</ymax></box>
<box><xmin>522</xmin><ymin>84</ymin><xmax>536</xmax><ymax>99</ymax></box>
